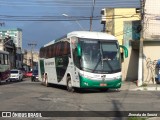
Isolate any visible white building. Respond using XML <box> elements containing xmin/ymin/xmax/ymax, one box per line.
<box><xmin>143</xmin><ymin>0</ymin><xmax>160</xmax><ymax>39</ymax></box>
<box><xmin>142</xmin><ymin>0</ymin><xmax>160</xmax><ymax>84</ymax></box>
<box><xmin>0</xmin><ymin>28</ymin><xmax>22</xmax><ymax>48</ymax></box>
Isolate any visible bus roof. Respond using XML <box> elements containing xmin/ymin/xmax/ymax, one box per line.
<box><xmin>42</xmin><ymin>31</ymin><xmax>117</xmax><ymax>48</ymax></box>
<box><xmin>43</xmin><ymin>40</ymin><xmax>55</xmax><ymax>47</ymax></box>
<box><xmin>67</xmin><ymin>31</ymin><xmax>117</xmax><ymax>40</ymax></box>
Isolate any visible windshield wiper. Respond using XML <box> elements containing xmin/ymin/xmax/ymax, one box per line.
<box><xmin>92</xmin><ymin>56</ymin><xmax>101</xmax><ymax>73</ymax></box>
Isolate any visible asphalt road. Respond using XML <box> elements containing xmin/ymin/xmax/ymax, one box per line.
<box><xmin>0</xmin><ymin>78</ymin><xmax>160</xmax><ymax>120</ymax></box>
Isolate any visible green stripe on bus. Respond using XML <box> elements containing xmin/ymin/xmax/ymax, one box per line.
<box><xmin>79</xmin><ymin>75</ymin><xmax>121</xmax><ymax>89</ymax></box>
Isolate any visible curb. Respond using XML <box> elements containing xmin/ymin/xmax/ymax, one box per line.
<box><xmin>131</xmin><ymin>87</ymin><xmax>160</xmax><ymax>91</ymax></box>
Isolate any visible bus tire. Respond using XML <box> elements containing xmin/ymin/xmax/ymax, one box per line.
<box><xmin>67</xmin><ymin>77</ymin><xmax>74</xmax><ymax>92</ymax></box>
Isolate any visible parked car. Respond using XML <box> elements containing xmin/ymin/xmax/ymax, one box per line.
<box><xmin>10</xmin><ymin>69</ymin><xmax>23</xmax><ymax>81</ymax></box>
<box><xmin>25</xmin><ymin>71</ymin><xmax>32</xmax><ymax>77</ymax></box>
<box><xmin>31</xmin><ymin>70</ymin><xmax>38</xmax><ymax>82</ymax></box>
<box><xmin>22</xmin><ymin>71</ymin><xmax>27</xmax><ymax>78</ymax></box>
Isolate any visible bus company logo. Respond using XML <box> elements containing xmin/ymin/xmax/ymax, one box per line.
<box><xmin>101</xmin><ymin>75</ymin><xmax>106</xmax><ymax>81</ymax></box>
<box><xmin>45</xmin><ymin>62</ymin><xmax>54</xmax><ymax>66</ymax></box>
<box><xmin>2</xmin><ymin>112</ymin><xmax>11</xmax><ymax>117</ymax></box>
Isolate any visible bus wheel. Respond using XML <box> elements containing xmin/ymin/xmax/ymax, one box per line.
<box><xmin>67</xmin><ymin>77</ymin><xmax>74</xmax><ymax>92</ymax></box>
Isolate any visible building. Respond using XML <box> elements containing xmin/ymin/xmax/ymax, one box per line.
<box><xmin>123</xmin><ymin>20</ymin><xmax>141</xmax><ymax>81</ymax></box>
<box><xmin>0</xmin><ymin>36</ymin><xmax>16</xmax><ymax>69</ymax></box>
<box><xmin>101</xmin><ymin>8</ymin><xmax>140</xmax><ymax>81</ymax></box>
<box><xmin>142</xmin><ymin>0</ymin><xmax>160</xmax><ymax>84</ymax></box>
<box><xmin>0</xmin><ymin>28</ymin><xmax>22</xmax><ymax>48</ymax></box>
<box><xmin>0</xmin><ymin>28</ymin><xmax>23</xmax><ymax>69</ymax></box>
<box><xmin>101</xmin><ymin>8</ymin><xmax>140</xmax><ymax>45</ymax></box>
<box><xmin>23</xmin><ymin>50</ymin><xmax>39</xmax><ymax>71</ymax></box>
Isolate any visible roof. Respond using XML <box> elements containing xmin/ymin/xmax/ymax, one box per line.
<box><xmin>43</xmin><ymin>40</ymin><xmax>55</xmax><ymax>47</ymax></box>
<box><xmin>0</xmin><ymin>28</ymin><xmax>22</xmax><ymax>31</ymax></box>
<box><xmin>67</xmin><ymin>31</ymin><xmax>117</xmax><ymax>40</ymax></box>
<box><xmin>41</xmin><ymin>31</ymin><xmax>118</xmax><ymax>48</ymax></box>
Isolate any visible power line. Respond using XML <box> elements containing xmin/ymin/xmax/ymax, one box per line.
<box><xmin>0</xmin><ymin>14</ymin><xmax>140</xmax><ymax>22</ymax></box>
<box><xmin>0</xmin><ymin>0</ymin><xmax>140</xmax><ymax>7</ymax></box>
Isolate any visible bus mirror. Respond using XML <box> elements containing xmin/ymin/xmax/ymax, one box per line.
<box><xmin>119</xmin><ymin>45</ymin><xmax>128</xmax><ymax>58</ymax></box>
<box><xmin>77</xmin><ymin>44</ymin><xmax>82</xmax><ymax>57</ymax></box>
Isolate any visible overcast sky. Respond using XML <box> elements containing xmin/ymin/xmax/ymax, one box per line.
<box><xmin>0</xmin><ymin>0</ymin><xmax>140</xmax><ymax>51</ymax></box>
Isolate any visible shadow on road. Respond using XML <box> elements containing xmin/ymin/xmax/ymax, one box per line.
<box><xmin>41</xmin><ymin>83</ymin><xmax>120</xmax><ymax>94</ymax></box>
<box><xmin>0</xmin><ymin>78</ymin><xmax>29</xmax><ymax>86</ymax></box>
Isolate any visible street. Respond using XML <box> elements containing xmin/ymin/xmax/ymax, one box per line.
<box><xmin>0</xmin><ymin>78</ymin><xmax>160</xmax><ymax>120</ymax></box>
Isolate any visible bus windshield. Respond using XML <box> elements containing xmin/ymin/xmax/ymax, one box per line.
<box><xmin>80</xmin><ymin>39</ymin><xmax>121</xmax><ymax>73</ymax></box>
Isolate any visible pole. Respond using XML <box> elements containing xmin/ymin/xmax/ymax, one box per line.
<box><xmin>137</xmin><ymin>0</ymin><xmax>145</xmax><ymax>86</ymax></box>
<box><xmin>90</xmin><ymin>0</ymin><xmax>95</xmax><ymax>31</ymax></box>
<box><xmin>28</xmin><ymin>43</ymin><xmax>37</xmax><ymax>71</ymax></box>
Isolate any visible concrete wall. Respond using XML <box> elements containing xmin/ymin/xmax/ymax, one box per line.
<box><xmin>104</xmin><ymin>8</ymin><xmax>141</xmax><ymax>81</ymax></box>
<box><xmin>144</xmin><ymin>0</ymin><xmax>160</xmax><ymax>40</ymax></box>
<box><xmin>122</xmin><ymin>42</ymin><xmax>139</xmax><ymax>81</ymax></box>
<box><xmin>112</xmin><ymin>8</ymin><xmax>140</xmax><ymax>45</ymax></box>
<box><xmin>143</xmin><ymin>41</ymin><xmax>160</xmax><ymax>84</ymax></box>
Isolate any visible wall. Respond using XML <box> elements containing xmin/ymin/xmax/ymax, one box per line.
<box><xmin>114</xmin><ymin>8</ymin><xmax>140</xmax><ymax>45</ymax></box>
<box><xmin>143</xmin><ymin>0</ymin><xmax>160</xmax><ymax>40</ymax></box>
<box><xmin>106</xmin><ymin>8</ymin><xmax>114</xmax><ymax>34</ymax></box>
<box><xmin>23</xmin><ymin>50</ymin><xmax>39</xmax><ymax>71</ymax></box>
<box><xmin>122</xmin><ymin>46</ymin><xmax>139</xmax><ymax>81</ymax></box>
<box><xmin>122</xmin><ymin>20</ymin><xmax>140</xmax><ymax>81</ymax></box>
<box><xmin>143</xmin><ymin>41</ymin><xmax>160</xmax><ymax>84</ymax></box>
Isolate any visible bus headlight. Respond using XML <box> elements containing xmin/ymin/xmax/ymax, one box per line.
<box><xmin>114</xmin><ymin>76</ymin><xmax>121</xmax><ymax>80</ymax></box>
<box><xmin>84</xmin><ymin>82</ymin><xmax>89</xmax><ymax>86</ymax></box>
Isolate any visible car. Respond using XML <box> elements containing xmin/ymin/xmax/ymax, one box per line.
<box><xmin>10</xmin><ymin>69</ymin><xmax>23</xmax><ymax>81</ymax></box>
<box><xmin>25</xmin><ymin>71</ymin><xmax>32</xmax><ymax>77</ymax></box>
<box><xmin>31</xmin><ymin>70</ymin><xmax>38</xmax><ymax>82</ymax></box>
<box><xmin>22</xmin><ymin>71</ymin><xmax>27</xmax><ymax>78</ymax></box>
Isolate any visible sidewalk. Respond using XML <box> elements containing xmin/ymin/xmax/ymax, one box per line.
<box><xmin>121</xmin><ymin>81</ymin><xmax>160</xmax><ymax>91</ymax></box>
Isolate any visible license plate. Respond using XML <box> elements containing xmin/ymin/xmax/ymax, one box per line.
<box><xmin>100</xmin><ymin>83</ymin><xmax>107</xmax><ymax>86</ymax></box>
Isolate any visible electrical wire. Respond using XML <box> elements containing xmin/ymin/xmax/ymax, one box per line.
<box><xmin>0</xmin><ymin>14</ymin><xmax>140</xmax><ymax>22</ymax></box>
<box><xmin>0</xmin><ymin>0</ymin><xmax>140</xmax><ymax>7</ymax></box>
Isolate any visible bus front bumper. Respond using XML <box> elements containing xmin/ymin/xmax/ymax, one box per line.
<box><xmin>79</xmin><ymin>76</ymin><xmax>121</xmax><ymax>89</ymax></box>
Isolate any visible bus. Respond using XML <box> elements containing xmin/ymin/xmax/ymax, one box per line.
<box><xmin>0</xmin><ymin>50</ymin><xmax>10</xmax><ymax>84</ymax></box>
<box><xmin>38</xmin><ymin>31</ymin><xmax>128</xmax><ymax>92</ymax></box>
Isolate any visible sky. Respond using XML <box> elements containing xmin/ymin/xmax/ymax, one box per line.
<box><xmin>0</xmin><ymin>0</ymin><xmax>140</xmax><ymax>51</ymax></box>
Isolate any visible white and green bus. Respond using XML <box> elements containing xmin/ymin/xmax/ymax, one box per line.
<box><xmin>38</xmin><ymin>31</ymin><xmax>128</xmax><ymax>92</ymax></box>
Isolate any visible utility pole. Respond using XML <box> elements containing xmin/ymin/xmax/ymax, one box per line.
<box><xmin>28</xmin><ymin>43</ymin><xmax>37</xmax><ymax>71</ymax></box>
<box><xmin>90</xmin><ymin>0</ymin><xmax>95</xmax><ymax>31</ymax></box>
<box><xmin>137</xmin><ymin>0</ymin><xmax>145</xmax><ymax>86</ymax></box>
